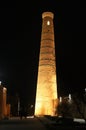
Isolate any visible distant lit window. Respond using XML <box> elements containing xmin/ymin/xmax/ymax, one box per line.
<box><xmin>47</xmin><ymin>21</ymin><xmax>50</xmax><ymax>25</ymax></box>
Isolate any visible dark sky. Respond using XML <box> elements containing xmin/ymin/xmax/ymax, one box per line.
<box><xmin>0</xmin><ymin>1</ymin><xmax>86</xmax><ymax>105</ymax></box>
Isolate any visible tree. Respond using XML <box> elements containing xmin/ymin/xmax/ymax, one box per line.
<box><xmin>72</xmin><ymin>90</ymin><xmax>86</xmax><ymax>120</ymax></box>
<box><xmin>57</xmin><ymin>97</ymin><xmax>74</xmax><ymax>118</ymax></box>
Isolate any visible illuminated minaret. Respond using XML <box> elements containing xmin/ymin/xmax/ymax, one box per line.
<box><xmin>35</xmin><ymin>12</ymin><xmax>58</xmax><ymax>116</ymax></box>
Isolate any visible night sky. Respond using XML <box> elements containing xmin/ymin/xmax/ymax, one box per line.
<box><xmin>0</xmin><ymin>1</ymin><xmax>86</xmax><ymax>106</ymax></box>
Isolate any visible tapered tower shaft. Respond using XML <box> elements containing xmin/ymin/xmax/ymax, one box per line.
<box><xmin>35</xmin><ymin>12</ymin><xmax>58</xmax><ymax>116</ymax></box>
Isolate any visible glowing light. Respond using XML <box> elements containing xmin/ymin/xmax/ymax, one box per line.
<box><xmin>59</xmin><ymin>97</ymin><xmax>62</xmax><ymax>103</ymax></box>
<box><xmin>74</xmin><ymin>118</ymin><xmax>85</xmax><ymax>123</ymax></box>
<box><xmin>47</xmin><ymin>21</ymin><xmax>50</xmax><ymax>25</ymax></box>
<box><xmin>30</xmin><ymin>105</ymin><xmax>33</xmax><ymax>108</ymax></box>
<box><xmin>68</xmin><ymin>94</ymin><xmax>71</xmax><ymax>100</ymax></box>
<box><xmin>3</xmin><ymin>87</ymin><xmax>7</xmax><ymax>92</ymax></box>
<box><xmin>27</xmin><ymin>116</ymin><xmax>34</xmax><ymax>118</ymax></box>
<box><xmin>85</xmin><ymin>88</ymin><xmax>86</xmax><ymax>92</ymax></box>
<box><xmin>0</xmin><ymin>81</ymin><xmax>2</xmax><ymax>85</ymax></box>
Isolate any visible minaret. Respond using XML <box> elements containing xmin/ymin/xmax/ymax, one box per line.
<box><xmin>35</xmin><ymin>12</ymin><xmax>58</xmax><ymax>116</ymax></box>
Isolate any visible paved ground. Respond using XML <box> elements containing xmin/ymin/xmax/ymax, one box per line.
<box><xmin>37</xmin><ymin>116</ymin><xmax>86</xmax><ymax>130</ymax></box>
<box><xmin>0</xmin><ymin>116</ymin><xmax>47</xmax><ymax>130</ymax></box>
<box><xmin>0</xmin><ymin>116</ymin><xmax>86</xmax><ymax>130</ymax></box>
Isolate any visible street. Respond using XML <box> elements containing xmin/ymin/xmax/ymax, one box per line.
<box><xmin>0</xmin><ymin>117</ymin><xmax>47</xmax><ymax>130</ymax></box>
<box><xmin>0</xmin><ymin>116</ymin><xmax>86</xmax><ymax>130</ymax></box>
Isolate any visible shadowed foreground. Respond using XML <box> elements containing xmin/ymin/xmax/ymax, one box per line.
<box><xmin>0</xmin><ymin>116</ymin><xmax>86</xmax><ymax>130</ymax></box>
<box><xmin>0</xmin><ymin>117</ymin><xmax>47</xmax><ymax>130</ymax></box>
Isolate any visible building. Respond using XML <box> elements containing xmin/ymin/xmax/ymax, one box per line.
<box><xmin>2</xmin><ymin>87</ymin><xmax>7</xmax><ymax>117</ymax></box>
<box><xmin>0</xmin><ymin>82</ymin><xmax>7</xmax><ymax>119</ymax></box>
<box><xmin>6</xmin><ymin>104</ymin><xmax>11</xmax><ymax>118</ymax></box>
<box><xmin>0</xmin><ymin>85</ymin><xmax>3</xmax><ymax>119</ymax></box>
<box><xmin>35</xmin><ymin>12</ymin><xmax>58</xmax><ymax>116</ymax></box>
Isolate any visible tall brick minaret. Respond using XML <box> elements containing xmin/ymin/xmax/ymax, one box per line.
<box><xmin>35</xmin><ymin>12</ymin><xmax>58</xmax><ymax>116</ymax></box>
